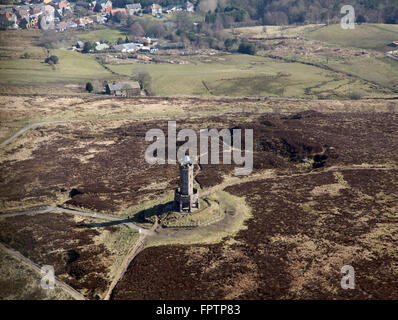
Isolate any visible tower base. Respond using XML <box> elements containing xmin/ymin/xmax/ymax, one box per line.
<box><xmin>174</xmin><ymin>188</ymin><xmax>200</xmax><ymax>213</ymax></box>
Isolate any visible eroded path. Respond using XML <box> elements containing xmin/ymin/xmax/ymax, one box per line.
<box><xmin>0</xmin><ymin>242</ymin><xmax>85</xmax><ymax>300</ymax></box>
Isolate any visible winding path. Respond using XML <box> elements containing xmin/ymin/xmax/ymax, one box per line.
<box><xmin>103</xmin><ymin>217</ymin><xmax>159</xmax><ymax>300</ymax></box>
<box><xmin>0</xmin><ymin>242</ymin><xmax>86</xmax><ymax>300</ymax></box>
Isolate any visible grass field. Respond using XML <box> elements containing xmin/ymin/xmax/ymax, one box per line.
<box><xmin>0</xmin><ymin>49</ymin><xmax>113</xmax><ymax>85</ymax></box>
<box><xmin>106</xmin><ymin>53</ymin><xmax>385</xmax><ymax>98</ymax></box>
<box><xmin>327</xmin><ymin>55</ymin><xmax>398</xmax><ymax>92</ymax></box>
<box><xmin>77</xmin><ymin>28</ymin><xmax>127</xmax><ymax>43</ymax></box>
<box><xmin>230</xmin><ymin>24</ymin><xmax>324</xmax><ymax>38</ymax></box>
<box><xmin>306</xmin><ymin>23</ymin><xmax>398</xmax><ymax>52</ymax></box>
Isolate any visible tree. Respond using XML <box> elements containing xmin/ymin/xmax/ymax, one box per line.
<box><xmin>45</xmin><ymin>55</ymin><xmax>59</xmax><ymax>65</ymax></box>
<box><xmin>238</xmin><ymin>42</ymin><xmax>257</xmax><ymax>55</ymax></box>
<box><xmin>198</xmin><ymin>0</ymin><xmax>217</xmax><ymax>13</ymax></box>
<box><xmin>147</xmin><ymin>22</ymin><xmax>166</xmax><ymax>38</ymax></box>
<box><xmin>175</xmin><ymin>12</ymin><xmax>194</xmax><ymax>32</ymax></box>
<box><xmin>224</xmin><ymin>38</ymin><xmax>237</xmax><ymax>51</ymax></box>
<box><xmin>129</xmin><ymin>21</ymin><xmax>145</xmax><ymax>37</ymax></box>
<box><xmin>39</xmin><ymin>30</ymin><xmax>59</xmax><ymax>49</ymax></box>
<box><xmin>82</xmin><ymin>41</ymin><xmax>94</xmax><ymax>53</ymax></box>
<box><xmin>0</xmin><ymin>15</ymin><xmax>12</xmax><ymax>30</ymax></box>
<box><xmin>356</xmin><ymin>14</ymin><xmax>366</xmax><ymax>24</ymax></box>
<box><xmin>112</xmin><ymin>11</ymin><xmax>127</xmax><ymax>24</ymax></box>
<box><xmin>85</xmin><ymin>82</ymin><xmax>94</xmax><ymax>93</ymax></box>
<box><xmin>132</xmin><ymin>67</ymin><xmax>153</xmax><ymax>95</ymax></box>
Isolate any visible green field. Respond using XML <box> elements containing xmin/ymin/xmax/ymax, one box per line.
<box><xmin>106</xmin><ymin>53</ymin><xmax>384</xmax><ymax>98</ymax></box>
<box><xmin>77</xmin><ymin>28</ymin><xmax>127</xmax><ymax>43</ymax></box>
<box><xmin>327</xmin><ymin>56</ymin><xmax>398</xmax><ymax>92</ymax></box>
<box><xmin>0</xmin><ymin>49</ymin><xmax>113</xmax><ymax>85</ymax></box>
<box><xmin>306</xmin><ymin>23</ymin><xmax>398</xmax><ymax>52</ymax></box>
<box><xmin>303</xmin><ymin>23</ymin><xmax>398</xmax><ymax>93</ymax></box>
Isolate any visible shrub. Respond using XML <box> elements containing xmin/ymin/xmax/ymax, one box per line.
<box><xmin>82</xmin><ymin>41</ymin><xmax>94</xmax><ymax>53</ymax></box>
<box><xmin>238</xmin><ymin>42</ymin><xmax>257</xmax><ymax>55</ymax></box>
<box><xmin>85</xmin><ymin>82</ymin><xmax>94</xmax><ymax>93</ymax></box>
<box><xmin>349</xmin><ymin>91</ymin><xmax>363</xmax><ymax>100</ymax></box>
<box><xmin>44</xmin><ymin>55</ymin><xmax>59</xmax><ymax>65</ymax></box>
<box><xmin>132</xmin><ymin>68</ymin><xmax>153</xmax><ymax>95</ymax></box>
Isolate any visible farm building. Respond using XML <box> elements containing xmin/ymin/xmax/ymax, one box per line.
<box><xmin>148</xmin><ymin>4</ymin><xmax>162</xmax><ymax>16</ymax></box>
<box><xmin>126</xmin><ymin>3</ymin><xmax>142</xmax><ymax>15</ymax></box>
<box><xmin>106</xmin><ymin>81</ymin><xmax>141</xmax><ymax>97</ymax></box>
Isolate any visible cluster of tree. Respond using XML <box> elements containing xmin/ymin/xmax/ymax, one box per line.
<box><xmin>205</xmin><ymin>7</ymin><xmax>249</xmax><ymax>27</ymax></box>
<box><xmin>127</xmin><ymin>16</ymin><xmax>167</xmax><ymax>38</ymax></box>
<box><xmin>132</xmin><ymin>67</ymin><xmax>153</xmax><ymax>95</ymax></box>
<box><xmin>196</xmin><ymin>0</ymin><xmax>398</xmax><ymax>25</ymax></box>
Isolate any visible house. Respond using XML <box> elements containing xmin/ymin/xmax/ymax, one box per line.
<box><xmin>44</xmin><ymin>5</ymin><xmax>55</xmax><ymax>16</ymax></box>
<box><xmin>148</xmin><ymin>3</ymin><xmax>162</xmax><ymax>16</ymax></box>
<box><xmin>165</xmin><ymin>5</ymin><xmax>177</xmax><ymax>13</ymax></box>
<box><xmin>106</xmin><ymin>81</ymin><xmax>141</xmax><ymax>97</ymax></box>
<box><xmin>15</xmin><ymin>6</ymin><xmax>30</xmax><ymax>19</ymax></box>
<box><xmin>94</xmin><ymin>0</ymin><xmax>112</xmax><ymax>14</ymax></box>
<box><xmin>111</xmin><ymin>42</ymin><xmax>140</xmax><ymax>53</ymax></box>
<box><xmin>55</xmin><ymin>0</ymin><xmax>70</xmax><ymax>10</ymax></box>
<box><xmin>110</xmin><ymin>8</ymin><xmax>127</xmax><ymax>16</ymax></box>
<box><xmin>30</xmin><ymin>4</ymin><xmax>45</xmax><ymax>15</ymax></box>
<box><xmin>56</xmin><ymin>21</ymin><xmax>67</xmax><ymax>31</ymax></box>
<box><xmin>67</xmin><ymin>21</ymin><xmax>78</xmax><ymax>28</ymax></box>
<box><xmin>74</xmin><ymin>17</ymin><xmax>93</xmax><ymax>27</ymax></box>
<box><xmin>91</xmin><ymin>14</ymin><xmax>106</xmax><ymax>23</ymax></box>
<box><xmin>95</xmin><ymin>42</ymin><xmax>109</xmax><ymax>51</ymax></box>
<box><xmin>182</xmin><ymin>1</ymin><xmax>194</xmax><ymax>12</ymax></box>
<box><xmin>1</xmin><ymin>8</ymin><xmax>17</xmax><ymax>28</ymax></box>
<box><xmin>126</xmin><ymin>3</ymin><xmax>141</xmax><ymax>15</ymax></box>
<box><xmin>76</xmin><ymin>40</ymin><xmax>84</xmax><ymax>48</ymax></box>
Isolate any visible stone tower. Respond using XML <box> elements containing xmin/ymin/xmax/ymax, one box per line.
<box><xmin>174</xmin><ymin>156</ymin><xmax>200</xmax><ymax>212</ymax></box>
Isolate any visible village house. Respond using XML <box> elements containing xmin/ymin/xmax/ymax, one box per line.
<box><xmin>110</xmin><ymin>8</ymin><xmax>127</xmax><ymax>16</ymax></box>
<box><xmin>15</xmin><ymin>6</ymin><xmax>30</xmax><ymax>19</ymax></box>
<box><xmin>148</xmin><ymin>4</ymin><xmax>162</xmax><ymax>16</ymax></box>
<box><xmin>106</xmin><ymin>81</ymin><xmax>141</xmax><ymax>97</ymax></box>
<box><xmin>74</xmin><ymin>17</ymin><xmax>93</xmax><ymax>27</ymax></box>
<box><xmin>55</xmin><ymin>0</ymin><xmax>70</xmax><ymax>10</ymax></box>
<box><xmin>53</xmin><ymin>0</ymin><xmax>71</xmax><ymax>18</ymax></box>
<box><xmin>94</xmin><ymin>0</ymin><xmax>112</xmax><ymax>14</ymax></box>
<box><xmin>95</xmin><ymin>41</ymin><xmax>109</xmax><ymax>51</ymax></box>
<box><xmin>30</xmin><ymin>4</ymin><xmax>45</xmax><ymax>15</ymax></box>
<box><xmin>111</xmin><ymin>42</ymin><xmax>141</xmax><ymax>53</ymax></box>
<box><xmin>0</xmin><ymin>8</ymin><xmax>18</xmax><ymax>29</ymax></box>
<box><xmin>91</xmin><ymin>14</ymin><xmax>107</xmax><ymax>24</ymax></box>
<box><xmin>165</xmin><ymin>5</ymin><xmax>177</xmax><ymax>14</ymax></box>
<box><xmin>126</xmin><ymin>3</ymin><xmax>141</xmax><ymax>15</ymax></box>
<box><xmin>56</xmin><ymin>20</ymin><xmax>67</xmax><ymax>31</ymax></box>
<box><xmin>44</xmin><ymin>5</ymin><xmax>55</xmax><ymax>16</ymax></box>
<box><xmin>182</xmin><ymin>1</ymin><xmax>194</xmax><ymax>13</ymax></box>
<box><xmin>67</xmin><ymin>20</ymin><xmax>78</xmax><ymax>28</ymax></box>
